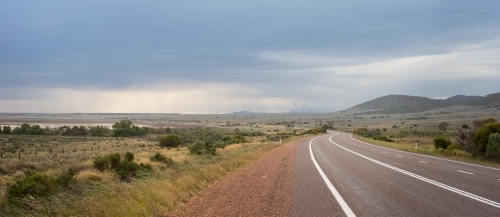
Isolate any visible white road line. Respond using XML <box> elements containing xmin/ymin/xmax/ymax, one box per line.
<box><xmin>419</xmin><ymin>161</ymin><xmax>428</xmax><ymax>164</ymax></box>
<box><xmin>309</xmin><ymin>136</ymin><xmax>356</xmax><ymax>217</ymax></box>
<box><xmin>346</xmin><ymin>134</ymin><xmax>500</xmax><ymax>171</ymax></box>
<box><xmin>328</xmin><ymin>136</ymin><xmax>500</xmax><ymax>209</ymax></box>
<box><xmin>457</xmin><ymin>170</ymin><xmax>474</xmax><ymax>175</ymax></box>
<box><xmin>382</xmin><ymin>152</ymin><xmax>386</xmax><ymax>153</ymax></box>
<box><xmin>397</xmin><ymin>155</ymin><xmax>402</xmax><ymax>158</ymax></box>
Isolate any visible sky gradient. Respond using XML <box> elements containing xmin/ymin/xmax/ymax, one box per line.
<box><xmin>1</xmin><ymin>1</ymin><xmax>500</xmax><ymax>113</ymax></box>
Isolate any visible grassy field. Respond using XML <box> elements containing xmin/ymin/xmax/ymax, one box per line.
<box><xmin>0</xmin><ymin>133</ymin><xmax>307</xmax><ymax>216</ymax></box>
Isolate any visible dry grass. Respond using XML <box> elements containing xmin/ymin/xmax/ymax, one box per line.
<box><xmin>0</xmin><ymin>134</ymin><xmax>306</xmax><ymax>216</ymax></box>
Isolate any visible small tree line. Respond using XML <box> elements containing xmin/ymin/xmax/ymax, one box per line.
<box><xmin>433</xmin><ymin>118</ymin><xmax>500</xmax><ymax>162</ymax></box>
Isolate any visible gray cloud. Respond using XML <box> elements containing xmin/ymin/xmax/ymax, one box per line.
<box><xmin>1</xmin><ymin>1</ymin><xmax>500</xmax><ymax>112</ymax></box>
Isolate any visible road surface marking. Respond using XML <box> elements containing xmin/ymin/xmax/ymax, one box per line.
<box><xmin>397</xmin><ymin>155</ymin><xmax>402</xmax><ymax>157</ymax></box>
<box><xmin>457</xmin><ymin>170</ymin><xmax>474</xmax><ymax>175</ymax></box>
<box><xmin>348</xmin><ymin>134</ymin><xmax>500</xmax><ymax>171</ymax></box>
<box><xmin>419</xmin><ymin>161</ymin><xmax>428</xmax><ymax>164</ymax></box>
<box><xmin>382</xmin><ymin>152</ymin><xmax>386</xmax><ymax>153</ymax></box>
<box><xmin>329</xmin><ymin>136</ymin><xmax>500</xmax><ymax>209</ymax></box>
<box><xmin>372</xmin><ymin>149</ymin><xmax>375</xmax><ymax>150</ymax></box>
<box><xmin>309</xmin><ymin>136</ymin><xmax>356</xmax><ymax>217</ymax></box>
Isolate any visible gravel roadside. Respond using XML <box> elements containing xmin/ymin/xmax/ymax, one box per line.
<box><xmin>169</xmin><ymin>138</ymin><xmax>307</xmax><ymax>217</ymax></box>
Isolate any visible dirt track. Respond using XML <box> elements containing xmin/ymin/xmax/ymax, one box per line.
<box><xmin>170</xmin><ymin>138</ymin><xmax>306</xmax><ymax>217</ymax></box>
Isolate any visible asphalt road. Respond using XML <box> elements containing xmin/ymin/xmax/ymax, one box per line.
<box><xmin>293</xmin><ymin>132</ymin><xmax>500</xmax><ymax>216</ymax></box>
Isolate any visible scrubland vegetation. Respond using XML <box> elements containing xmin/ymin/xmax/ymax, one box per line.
<box><xmin>0</xmin><ymin>119</ymin><xmax>314</xmax><ymax>216</ymax></box>
<box><xmin>353</xmin><ymin>117</ymin><xmax>500</xmax><ymax>165</ymax></box>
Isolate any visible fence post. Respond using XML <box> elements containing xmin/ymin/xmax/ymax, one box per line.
<box><xmin>18</xmin><ymin>150</ymin><xmax>21</xmax><ymax>160</ymax></box>
<box><xmin>63</xmin><ymin>148</ymin><xmax>64</xmax><ymax>154</ymax></box>
<box><xmin>36</xmin><ymin>149</ymin><xmax>38</xmax><ymax>156</ymax></box>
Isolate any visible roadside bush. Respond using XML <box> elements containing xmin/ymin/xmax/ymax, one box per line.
<box><xmin>434</xmin><ymin>137</ymin><xmax>451</xmax><ymax>150</ymax></box>
<box><xmin>7</xmin><ymin>171</ymin><xmax>58</xmax><ymax>199</ymax></box>
<box><xmin>486</xmin><ymin>133</ymin><xmax>500</xmax><ymax>162</ymax></box>
<box><xmin>373</xmin><ymin>135</ymin><xmax>394</xmax><ymax>142</ymax></box>
<box><xmin>473</xmin><ymin>123</ymin><xmax>500</xmax><ymax>157</ymax></box>
<box><xmin>93</xmin><ymin>156</ymin><xmax>109</xmax><ymax>172</ymax></box>
<box><xmin>93</xmin><ymin>153</ymin><xmax>151</xmax><ymax>180</ymax></box>
<box><xmin>150</xmin><ymin>153</ymin><xmax>175</xmax><ymax>166</ymax></box>
<box><xmin>124</xmin><ymin>151</ymin><xmax>134</xmax><ymax>162</ymax></box>
<box><xmin>303</xmin><ymin>125</ymin><xmax>327</xmax><ymax>135</ymax></box>
<box><xmin>189</xmin><ymin>140</ymin><xmax>216</xmax><ymax>155</ymax></box>
<box><xmin>57</xmin><ymin>168</ymin><xmax>78</xmax><ymax>187</ymax></box>
<box><xmin>108</xmin><ymin>153</ymin><xmax>121</xmax><ymax>169</ymax></box>
<box><xmin>159</xmin><ymin>135</ymin><xmax>181</xmax><ymax>148</ymax></box>
<box><xmin>116</xmin><ymin>160</ymin><xmax>140</xmax><ymax>180</ymax></box>
<box><xmin>212</xmin><ymin>141</ymin><xmax>226</xmax><ymax>149</ymax></box>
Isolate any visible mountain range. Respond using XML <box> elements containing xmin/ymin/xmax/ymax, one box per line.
<box><xmin>342</xmin><ymin>92</ymin><xmax>500</xmax><ymax>114</ymax></box>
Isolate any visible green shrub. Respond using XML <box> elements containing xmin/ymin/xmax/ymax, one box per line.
<box><xmin>486</xmin><ymin>133</ymin><xmax>500</xmax><ymax>162</ymax></box>
<box><xmin>434</xmin><ymin>137</ymin><xmax>451</xmax><ymax>150</ymax></box>
<box><xmin>57</xmin><ymin>168</ymin><xmax>77</xmax><ymax>187</ymax></box>
<box><xmin>93</xmin><ymin>156</ymin><xmax>109</xmax><ymax>172</ymax></box>
<box><xmin>373</xmin><ymin>135</ymin><xmax>394</xmax><ymax>142</ymax></box>
<box><xmin>116</xmin><ymin>161</ymin><xmax>139</xmax><ymax>180</ymax></box>
<box><xmin>7</xmin><ymin>172</ymin><xmax>58</xmax><ymax>199</ymax></box>
<box><xmin>150</xmin><ymin>153</ymin><xmax>176</xmax><ymax>166</ymax></box>
<box><xmin>473</xmin><ymin>123</ymin><xmax>500</xmax><ymax>157</ymax></box>
<box><xmin>213</xmin><ymin>141</ymin><xmax>226</xmax><ymax>149</ymax></box>
<box><xmin>159</xmin><ymin>135</ymin><xmax>181</xmax><ymax>148</ymax></box>
<box><xmin>108</xmin><ymin>153</ymin><xmax>121</xmax><ymax>169</ymax></box>
<box><xmin>189</xmin><ymin>140</ymin><xmax>216</xmax><ymax>155</ymax></box>
<box><xmin>124</xmin><ymin>151</ymin><xmax>134</xmax><ymax>162</ymax></box>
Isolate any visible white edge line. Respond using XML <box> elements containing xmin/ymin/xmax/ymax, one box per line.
<box><xmin>346</xmin><ymin>133</ymin><xmax>500</xmax><ymax>171</ymax></box>
<box><xmin>457</xmin><ymin>170</ymin><xmax>474</xmax><ymax>175</ymax></box>
<box><xmin>328</xmin><ymin>135</ymin><xmax>500</xmax><ymax>209</ymax></box>
<box><xmin>309</xmin><ymin>136</ymin><xmax>356</xmax><ymax>217</ymax></box>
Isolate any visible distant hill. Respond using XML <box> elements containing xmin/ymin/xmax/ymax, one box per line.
<box><xmin>342</xmin><ymin>92</ymin><xmax>500</xmax><ymax>114</ymax></box>
<box><xmin>465</xmin><ymin>92</ymin><xmax>500</xmax><ymax>106</ymax></box>
<box><xmin>444</xmin><ymin>95</ymin><xmax>481</xmax><ymax>102</ymax></box>
<box><xmin>230</xmin><ymin>111</ymin><xmax>267</xmax><ymax>115</ymax></box>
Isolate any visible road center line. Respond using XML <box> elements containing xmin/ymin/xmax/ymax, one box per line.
<box><xmin>419</xmin><ymin>161</ymin><xmax>428</xmax><ymax>164</ymax></box>
<box><xmin>328</xmin><ymin>135</ymin><xmax>500</xmax><ymax>209</ymax></box>
<box><xmin>457</xmin><ymin>170</ymin><xmax>474</xmax><ymax>175</ymax></box>
<box><xmin>309</xmin><ymin>136</ymin><xmax>356</xmax><ymax>217</ymax></box>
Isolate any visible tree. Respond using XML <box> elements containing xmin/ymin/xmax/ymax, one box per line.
<box><xmin>159</xmin><ymin>135</ymin><xmax>181</xmax><ymax>148</ymax></box>
<box><xmin>473</xmin><ymin>123</ymin><xmax>500</xmax><ymax>157</ymax></box>
<box><xmin>2</xmin><ymin>126</ymin><xmax>11</xmax><ymax>134</ymax></box>
<box><xmin>456</xmin><ymin>128</ymin><xmax>474</xmax><ymax>153</ymax></box>
<box><xmin>112</xmin><ymin>119</ymin><xmax>146</xmax><ymax>137</ymax></box>
<box><xmin>90</xmin><ymin>126</ymin><xmax>110</xmax><ymax>137</ymax></box>
<box><xmin>438</xmin><ymin>122</ymin><xmax>449</xmax><ymax>131</ymax></box>
<box><xmin>486</xmin><ymin>133</ymin><xmax>500</xmax><ymax>162</ymax></box>
<box><xmin>434</xmin><ymin>137</ymin><xmax>451</xmax><ymax>150</ymax></box>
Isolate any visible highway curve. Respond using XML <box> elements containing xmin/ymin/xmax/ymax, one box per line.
<box><xmin>293</xmin><ymin>132</ymin><xmax>500</xmax><ymax>216</ymax></box>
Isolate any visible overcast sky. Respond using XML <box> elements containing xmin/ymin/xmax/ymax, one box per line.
<box><xmin>1</xmin><ymin>1</ymin><xmax>500</xmax><ymax>113</ymax></box>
